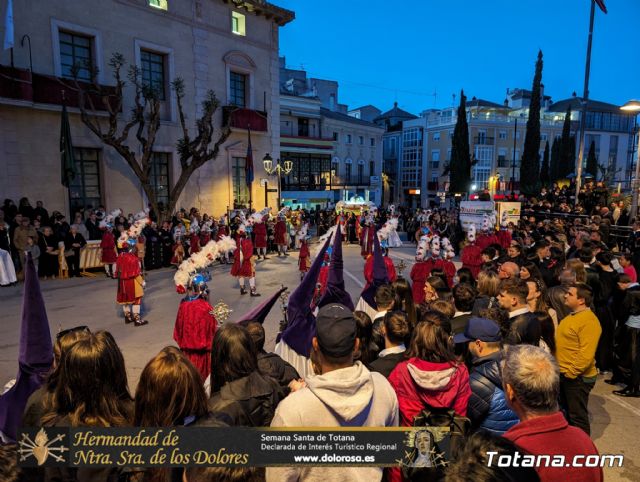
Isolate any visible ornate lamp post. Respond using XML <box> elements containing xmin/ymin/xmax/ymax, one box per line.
<box><xmin>262</xmin><ymin>153</ymin><xmax>293</xmax><ymax>209</ymax></box>
<box><xmin>621</xmin><ymin>100</ymin><xmax>640</xmax><ymax>222</ymax></box>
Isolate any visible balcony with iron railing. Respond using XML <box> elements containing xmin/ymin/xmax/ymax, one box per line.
<box><xmin>474</xmin><ymin>136</ymin><xmax>495</xmax><ymax>145</ymax></box>
<box><xmin>331</xmin><ymin>175</ymin><xmax>371</xmax><ymax>186</ymax></box>
<box><xmin>0</xmin><ymin>64</ymin><xmax>116</xmax><ymax>110</ymax></box>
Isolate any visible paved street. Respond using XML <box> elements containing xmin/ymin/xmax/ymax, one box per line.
<box><xmin>1</xmin><ymin>243</ymin><xmax>639</xmax><ymax>480</ymax></box>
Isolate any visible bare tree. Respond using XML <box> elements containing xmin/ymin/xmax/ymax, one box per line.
<box><xmin>66</xmin><ymin>53</ymin><xmax>231</xmax><ymax>221</ymax></box>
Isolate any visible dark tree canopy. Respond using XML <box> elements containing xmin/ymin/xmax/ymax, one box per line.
<box><xmin>540</xmin><ymin>140</ymin><xmax>550</xmax><ymax>186</ymax></box>
<box><xmin>586</xmin><ymin>140</ymin><xmax>598</xmax><ymax>179</ymax></box>
<box><xmin>449</xmin><ymin>90</ymin><xmax>472</xmax><ymax>194</ymax></box>
<box><xmin>520</xmin><ymin>50</ymin><xmax>543</xmax><ymax>196</ymax></box>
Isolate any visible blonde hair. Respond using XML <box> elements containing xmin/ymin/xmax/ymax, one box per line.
<box><xmin>565</xmin><ymin>258</ymin><xmax>587</xmax><ymax>283</ymax></box>
<box><xmin>477</xmin><ymin>270</ymin><xmax>501</xmax><ymax>298</ymax></box>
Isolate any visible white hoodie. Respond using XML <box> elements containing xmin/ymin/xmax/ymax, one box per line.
<box><xmin>266</xmin><ymin>361</ymin><xmax>399</xmax><ymax>482</ymax></box>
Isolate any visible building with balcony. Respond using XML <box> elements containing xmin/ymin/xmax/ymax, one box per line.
<box><xmin>392</xmin><ymin>90</ymin><xmax>635</xmax><ymax>208</ymax></box>
<box><xmin>278</xmin><ymin>59</ymin><xmax>383</xmax><ymax>209</ymax></box>
<box><xmin>0</xmin><ymin>0</ymin><xmax>293</xmax><ymax>216</ymax></box>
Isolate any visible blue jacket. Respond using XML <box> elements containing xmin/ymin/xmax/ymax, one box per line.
<box><xmin>468</xmin><ymin>350</ymin><xmax>519</xmax><ymax>435</ymax></box>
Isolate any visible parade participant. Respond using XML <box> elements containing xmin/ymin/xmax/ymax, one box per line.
<box><xmin>411</xmin><ymin>235</ymin><xmax>432</xmax><ymax>304</ymax></box>
<box><xmin>462</xmin><ymin>224</ymin><xmax>483</xmax><ymax>279</ymax></box>
<box><xmin>171</xmin><ymin>231</ymin><xmax>185</xmax><ymax>267</ymax></box>
<box><xmin>337</xmin><ymin>210</ymin><xmax>347</xmax><ymax>237</ymax></box>
<box><xmin>363</xmin><ymin>225</ymin><xmax>397</xmax><ymax>289</ymax></box>
<box><xmin>298</xmin><ymin>224</ymin><xmax>311</xmax><ymax>280</ymax></box>
<box><xmin>99</xmin><ymin>209</ymin><xmax>120</xmax><ymax>278</ymax></box>
<box><xmin>274</xmin><ymin>209</ymin><xmax>288</xmax><ymax>257</ymax></box>
<box><xmin>317</xmin><ymin>225</ymin><xmax>354</xmax><ymax>311</ymax></box>
<box><xmin>230</xmin><ymin>223</ymin><xmax>260</xmax><ymax>296</ymax></box>
<box><xmin>274</xmin><ymin>235</ymin><xmax>331</xmax><ymax>378</ymax></box>
<box><xmin>216</xmin><ymin>215</ymin><xmax>230</xmax><ymax>264</ymax></box>
<box><xmin>199</xmin><ymin>220</ymin><xmax>212</xmax><ymax>246</ymax></box>
<box><xmin>294</xmin><ymin>221</ymin><xmax>308</xmax><ymax>251</ymax></box>
<box><xmin>188</xmin><ymin>220</ymin><xmax>201</xmax><ymax>256</ymax></box>
<box><xmin>476</xmin><ymin>214</ymin><xmax>499</xmax><ymax>251</ymax></box>
<box><xmin>173</xmin><ymin>238</ymin><xmax>234</xmax><ymax>380</ymax></box>
<box><xmin>360</xmin><ymin>212</ymin><xmax>376</xmax><ymax>259</ymax></box>
<box><xmin>251</xmin><ymin>208</ymin><xmax>270</xmax><ymax>260</ymax></box>
<box><xmin>357</xmin><ymin>235</ymin><xmax>391</xmax><ymax>320</ymax></box>
<box><xmin>440</xmin><ymin>237</ymin><xmax>458</xmax><ymax>288</ymax></box>
<box><xmin>116</xmin><ymin>213</ymin><xmax>149</xmax><ymax>327</ymax></box>
<box><xmin>313</xmin><ymin>227</ymin><xmax>336</xmax><ymax>307</ymax></box>
<box><xmin>496</xmin><ymin>211</ymin><xmax>512</xmax><ymax>250</ymax></box>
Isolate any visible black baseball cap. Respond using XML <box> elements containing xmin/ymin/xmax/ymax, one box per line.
<box><xmin>453</xmin><ymin>317</ymin><xmax>501</xmax><ymax>344</ymax></box>
<box><xmin>315</xmin><ymin>303</ymin><xmax>356</xmax><ymax>358</ymax></box>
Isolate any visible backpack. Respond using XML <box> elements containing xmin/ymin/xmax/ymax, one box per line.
<box><xmin>401</xmin><ymin>405</ymin><xmax>471</xmax><ymax>481</ymax></box>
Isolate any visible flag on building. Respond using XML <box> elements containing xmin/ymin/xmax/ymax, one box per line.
<box><xmin>60</xmin><ymin>104</ymin><xmax>77</xmax><ymax>187</ymax></box>
<box><xmin>245</xmin><ymin>127</ymin><xmax>254</xmax><ymax>187</ymax></box>
<box><xmin>594</xmin><ymin>0</ymin><xmax>607</xmax><ymax>14</ymax></box>
<box><xmin>3</xmin><ymin>0</ymin><xmax>13</xmax><ymax>50</ymax></box>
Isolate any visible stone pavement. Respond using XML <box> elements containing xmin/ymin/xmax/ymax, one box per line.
<box><xmin>0</xmin><ymin>242</ymin><xmax>638</xmax><ymax>480</ymax></box>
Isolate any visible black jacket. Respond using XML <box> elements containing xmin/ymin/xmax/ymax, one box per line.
<box><xmin>257</xmin><ymin>351</ymin><xmax>300</xmax><ymax>394</ymax></box>
<box><xmin>368</xmin><ymin>351</ymin><xmax>405</xmax><ymax>378</ymax></box>
<box><xmin>619</xmin><ymin>285</ymin><xmax>640</xmax><ymax>324</ymax></box>
<box><xmin>208</xmin><ymin>371</ymin><xmax>284</xmax><ymax>427</ymax></box>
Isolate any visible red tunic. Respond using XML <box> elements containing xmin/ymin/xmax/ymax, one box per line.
<box><xmin>173</xmin><ymin>297</ymin><xmax>217</xmax><ymax>381</ymax></box>
<box><xmin>410</xmin><ymin>261</ymin><xmax>433</xmax><ymax>304</ymax></box>
<box><xmin>189</xmin><ymin>233</ymin><xmax>201</xmax><ymax>255</ymax></box>
<box><xmin>438</xmin><ymin>259</ymin><xmax>457</xmax><ymax>289</ymax></box>
<box><xmin>253</xmin><ymin>222</ymin><xmax>268</xmax><ymax>249</ymax></box>
<box><xmin>230</xmin><ymin>237</ymin><xmax>255</xmax><ymax>277</ymax></box>
<box><xmin>496</xmin><ymin>230</ymin><xmax>512</xmax><ymax>250</ymax></box>
<box><xmin>116</xmin><ymin>252</ymin><xmax>143</xmax><ymax>304</ymax></box>
<box><xmin>298</xmin><ymin>240</ymin><xmax>311</xmax><ymax>273</ymax></box>
<box><xmin>461</xmin><ymin>243</ymin><xmax>483</xmax><ymax>279</ymax></box>
<box><xmin>216</xmin><ymin>225</ymin><xmax>229</xmax><ymax>240</ymax></box>
<box><xmin>274</xmin><ymin>220</ymin><xmax>287</xmax><ymax>246</ymax></box>
<box><xmin>476</xmin><ymin>233</ymin><xmax>499</xmax><ymax>251</ymax></box>
<box><xmin>200</xmin><ymin>232</ymin><xmax>211</xmax><ymax>246</ymax></box>
<box><xmin>100</xmin><ymin>231</ymin><xmax>117</xmax><ymax>263</ymax></box>
<box><xmin>363</xmin><ymin>255</ymin><xmax>397</xmax><ymax>289</ymax></box>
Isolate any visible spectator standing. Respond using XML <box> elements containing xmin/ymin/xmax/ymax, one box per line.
<box><xmin>620</xmin><ymin>252</ymin><xmax>637</xmax><ymax>283</ymax></box>
<box><xmin>71</xmin><ymin>213</ymin><xmax>90</xmax><ymax>240</ymax></box>
<box><xmin>610</xmin><ymin>274</ymin><xmax>640</xmax><ymax>397</ymax></box>
<box><xmin>555</xmin><ymin>283</ymin><xmax>602</xmax><ymax>435</ymax></box>
<box><xmin>13</xmin><ymin>216</ymin><xmax>37</xmax><ymax>273</ymax></box>
<box><xmin>64</xmin><ymin>225</ymin><xmax>87</xmax><ymax>278</ymax></box>
<box><xmin>34</xmin><ymin>201</ymin><xmax>49</xmax><ymax>225</ymax></box>
<box><xmin>502</xmin><ymin>344</ymin><xmax>603</xmax><ymax>482</ymax></box>
<box><xmin>454</xmin><ymin>317</ymin><xmax>518</xmax><ymax>435</ymax></box>
<box><xmin>451</xmin><ymin>283</ymin><xmax>477</xmax><ymax>335</ymax></box>
<box><xmin>84</xmin><ymin>212</ymin><xmax>102</xmax><ymax>240</ymax></box>
<box><xmin>368</xmin><ymin>311</ymin><xmax>409</xmax><ymax>378</ymax></box>
<box><xmin>266</xmin><ymin>303</ymin><xmax>398</xmax><ymax>482</ymax></box>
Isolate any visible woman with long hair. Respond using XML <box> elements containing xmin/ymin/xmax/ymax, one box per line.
<box><xmin>135</xmin><ymin>347</ymin><xmax>214</xmax><ymax>482</ymax></box>
<box><xmin>519</xmin><ymin>260</ymin><xmax>543</xmax><ymax>282</ymax></box>
<box><xmin>532</xmin><ymin>311</ymin><xmax>556</xmax><ymax>354</ymax></box>
<box><xmin>353</xmin><ymin>311</ymin><xmax>375</xmax><ymax>365</ymax></box>
<box><xmin>40</xmin><ymin>331</ymin><xmax>132</xmax><ymax>482</ymax></box>
<box><xmin>209</xmin><ymin>324</ymin><xmax>284</xmax><ymax>426</ymax></box>
<box><xmin>392</xmin><ymin>277</ymin><xmax>417</xmax><ymax>329</ymax></box>
<box><xmin>22</xmin><ymin>326</ymin><xmax>91</xmax><ymax>426</ymax></box>
<box><xmin>388</xmin><ymin>319</ymin><xmax>470</xmax><ymax>427</ymax></box>
<box><xmin>41</xmin><ymin>330</ymin><xmax>132</xmax><ymax>428</ymax></box>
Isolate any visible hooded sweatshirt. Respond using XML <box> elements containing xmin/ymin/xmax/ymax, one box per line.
<box><xmin>388</xmin><ymin>357</ymin><xmax>470</xmax><ymax>427</ymax></box>
<box><xmin>266</xmin><ymin>361</ymin><xmax>398</xmax><ymax>482</ymax></box>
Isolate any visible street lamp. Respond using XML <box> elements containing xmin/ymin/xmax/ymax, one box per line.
<box><xmin>262</xmin><ymin>153</ymin><xmax>293</xmax><ymax>209</ymax></box>
<box><xmin>621</xmin><ymin>100</ymin><xmax>640</xmax><ymax>222</ymax></box>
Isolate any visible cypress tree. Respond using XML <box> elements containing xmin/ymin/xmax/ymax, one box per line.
<box><xmin>449</xmin><ymin>89</ymin><xmax>471</xmax><ymax>194</ymax></box>
<box><xmin>559</xmin><ymin>105</ymin><xmax>573</xmax><ymax>178</ymax></box>
<box><xmin>540</xmin><ymin>140</ymin><xmax>550</xmax><ymax>186</ymax></box>
<box><xmin>586</xmin><ymin>140</ymin><xmax>598</xmax><ymax>179</ymax></box>
<box><xmin>550</xmin><ymin>138</ymin><xmax>560</xmax><ymax>182</ymax></box>
<box><xmin>520</xmin><ymin>50</ymin><xmax>543</xmax><ymax>196</ymax></box>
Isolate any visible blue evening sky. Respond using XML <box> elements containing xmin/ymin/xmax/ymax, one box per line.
<box><xmin>275</xmin><ymin>0</ymin><xmax>640</xmax><ymax>115</ymax></box>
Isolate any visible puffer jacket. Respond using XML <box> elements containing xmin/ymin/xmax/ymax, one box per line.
<box><xmin>388</xmin><ymin>357</ymin><xmax>470</xmax><ymax>426</ymax></box>
<box><xmin>468</xmin><ymin>351</ymin><xmax>519</xmax><ymax>435</ymax></box>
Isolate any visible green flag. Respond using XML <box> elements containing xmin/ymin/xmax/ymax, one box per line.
<box><xmin>60</xmin><ymin>104</ymin><xmax>77</xmax><ymax>187</ymax></box>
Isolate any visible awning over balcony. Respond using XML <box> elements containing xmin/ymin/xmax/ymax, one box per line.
<box><xmin>222</xmin><ymin>106</ymin><xmax>268</xmax><ymax>132</ymax></box>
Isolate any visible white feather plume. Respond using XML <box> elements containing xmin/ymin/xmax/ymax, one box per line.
<box><xmin>216</xmin><ymin>235</ymin><xmax>237</xmax><ymax>254</ymax></box>
<box><xmin>99</xmin><ymin>208</ymin><xmax>121</xmax><ymax>229</ymax></box>
<box><xmin>416</xmin><ymin>235</ymin><xmax>430</xmax><ymax>260</ymax></box>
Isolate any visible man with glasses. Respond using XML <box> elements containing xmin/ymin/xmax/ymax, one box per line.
<box><xmin>498</xmin><ymin>261</ymin><xmax>520</xmax><ymax>281</ymax></box>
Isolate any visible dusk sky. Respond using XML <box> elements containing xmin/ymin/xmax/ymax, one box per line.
<box><xmin>276</xmin><ymin>0</ymin><xmax>640</xmax><ymax>115</ymax></box>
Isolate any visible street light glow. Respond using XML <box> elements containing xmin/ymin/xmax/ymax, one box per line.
<box><xmin>620</xmin><ymin>100</ymin><xmax>640</xmax><ymax>112</ymax></box>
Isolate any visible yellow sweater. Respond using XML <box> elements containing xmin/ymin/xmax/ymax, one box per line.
<box><xmin>555</xmin><ymin>308</ymin><xmax>602</xmax><ymax>379</ymax></box>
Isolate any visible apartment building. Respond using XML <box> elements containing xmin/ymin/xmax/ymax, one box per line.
<box><xmin>279</xmin><ymin>58</ymin><xmax>384</xmax><ymax>209</ymax></box>
<box><xmin>0</xmin><ymin>0</ymin><xmax>293</xmax><ymax>216</ymax></box>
